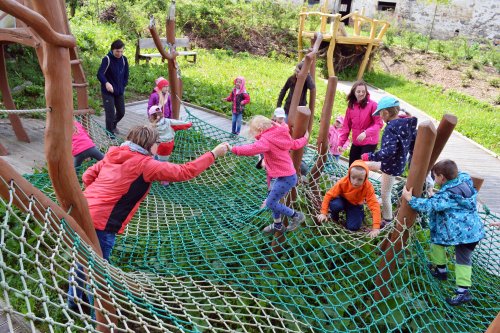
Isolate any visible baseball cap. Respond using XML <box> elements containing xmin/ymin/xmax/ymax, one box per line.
<box><xmin>274</xmin><ymin>107</ymin><xmax>286</xmax><ymax>118</ymax></box>
<box><xmin>373</xmin><ymin>96</ymin><xmax>400</xmax><ymax>116</ymax></box>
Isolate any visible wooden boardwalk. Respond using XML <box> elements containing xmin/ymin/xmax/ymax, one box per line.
<box><xmin>1</xmin><ymin>95</ymin><xmax>499</xmax><ymax>214</ymax></box>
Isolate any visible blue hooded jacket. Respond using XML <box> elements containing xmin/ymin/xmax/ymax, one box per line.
<box><xmin>97</xmin><ymin>51</ymin><xmax>129</xmax><ymax>96</ymax></box>
<box><xmin>368</xmin><ymin>116</ymin><xmax>417</xmax><ymax>176</ymax></box>
<box><xmin>408</xmin><ymin>172</ymin><xmax>485</xmax><ymax>246</ymax></box>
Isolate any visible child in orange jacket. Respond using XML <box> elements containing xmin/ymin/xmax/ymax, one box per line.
<box><xmin>317</xmin><ymin>160</ymin><xmax>381</xmax><ymax>237</ymax></box>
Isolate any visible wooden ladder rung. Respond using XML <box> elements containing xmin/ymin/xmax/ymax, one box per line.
<box><xmin>72</xmin><ymin>82</ymin><xmax>88</xmax><ymax>88</ymax></box>
<box><xmin>70</xmin><ymin>59</ymin><xmax>82</xmax><ymax>65</ymax></box>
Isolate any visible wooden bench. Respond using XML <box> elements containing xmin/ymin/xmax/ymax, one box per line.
<box><xmin>136</xmin><ymin>37</ymin><xmax>197</xmax><ymax>64</ymax></box>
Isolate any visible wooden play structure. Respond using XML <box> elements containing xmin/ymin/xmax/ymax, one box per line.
<box><xmin>0</xmin><ymin>2</ymin><xmax>92</xmax><ymax>156</ymax></box>
<box><xmin>298</xmin><ymin>0</ymin><xmax>390</xmax><ymax>79</ymax></box>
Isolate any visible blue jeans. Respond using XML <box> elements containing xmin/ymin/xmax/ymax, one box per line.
<box><xmin>266</xmin><ymin>174</ymin><xmax>297</xmax><ymax>219</ymax></box>
<box><xmin>67</xmin><ymin>230</ymin><xmax>116</xmax><ymax>309</ymax></box>
<box><xmin>328</xmin><ymin>197</ymin><xmax>365</xmax><ymax>231</ymax></box>
<box><xmin>231</xmin><ymin>113</ymin><xmax>243</xmax><ymax>134</ymax></box>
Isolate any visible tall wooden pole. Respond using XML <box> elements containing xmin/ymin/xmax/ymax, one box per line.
<box><xmin>307</xmin><ymin>76</ymin><xmax>337</xmax><ymax>218</ymax></box>
<box><xmin>374</xmin><ymin>121</ymin><xmax>436</xmax><ymax>300</ymax></box>
<box><xmin>427</xmin><ymin>114</ymin><xmax>457</xmax><ymax>173</ymax></box>
<box><xmin>166</xmin><ymin>1</ymin><xmax>181</xmax><ymax>119</ymax></box>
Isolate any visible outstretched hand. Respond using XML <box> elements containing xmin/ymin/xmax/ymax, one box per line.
<box><xmin>212</xmin><ymin>142</ymin><xmax>230</xmax><ymax>158</ymax></box>
<box><xmin>402</xmin><ymin>186</ymin><xmax>413</xmax><ymax>201</ymax></box>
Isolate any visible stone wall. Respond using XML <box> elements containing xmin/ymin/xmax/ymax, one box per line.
<box><xmin>395</xmin><ymin>0</ymin><xmax>498</xmax><ymax>40</ymax></box>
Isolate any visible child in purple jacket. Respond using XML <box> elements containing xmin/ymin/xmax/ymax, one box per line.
<box><xmin>222</xmin><ymin>76</ymin><xmax>250</xmax><ymax>135</ymax></box>
<box><xmin>230</xmin><ymin>115</ymin><xmax>308</xmax><ymax>233</ymax></box>
<box><xmin>147</xmin><ymin>77</ymin><xmax>172</xmax><ymax>119</ymax></box>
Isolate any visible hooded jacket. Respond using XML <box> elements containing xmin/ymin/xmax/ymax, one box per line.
<box><xmin>97</xmin><ymin>51</ymin><xmax>129</xmax><ymax>96</ymax></box>
<box><xmin>231</xmin><ymin>124</ymin><xmax>308</xmax><ymax>178</ymax></box>
<box><xmin>367</xmin><ymin>117</ymin><xmax>417</xmax><ymax>176</ymax></box>
<box><xmin>408</xmin><ymin>172</ymin><xmax>485</xmax><ymax>245</ymax></box>
<box><xmin>338</xmin><ymin>94</ymin><xmax>382</xmax><ymax>147</ymax></box>
<box><xmin>320</xmin><ymin>160</ymin><xmax>381</xmax><ymax>229</ymax></box>
<box><xmin>328</xmin><ymin>116</ymin><xmax>350</xmax><ymax>156</ymax></box>
<box><xmin>83</xmin><ymin>145</ymin><xmax>214</xmax><ymax>234</ymax></box>
<box><xmin>224</xmin><ymin>77</ymin><xmax>250</xmax><ymax>114</ymax></box>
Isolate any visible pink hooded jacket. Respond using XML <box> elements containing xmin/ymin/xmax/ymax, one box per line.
<box><xmin>338</xmin><ymin>94</ymin><xmax>382</xmax><ymax>147</ymax></box>
<box><xmin>224</xmin><ymin>76</ymin><xmax>250</xmax><ymax>114</ymax></box>
<box><xmin>72</xmin><ymin>121</ymin><xmax>96</xmax><ymax>156</ymax></box>
<box><xmin>231</xmin><ymin>125</ymin><xmax>308</xmax><ymax>178</ymax></box>
<box><xmin>328</xmin><ymin>116</ymin><xmax>350</xmax><ymax>155</ymax></box>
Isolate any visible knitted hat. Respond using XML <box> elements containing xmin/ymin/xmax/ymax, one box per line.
<box><xmin>373</xmin><ymin>96</ymin><xmax>399</xmax><ymax>115</ymax></box>
<box><xmin>157</xmin><ymin>79</ymin><xmax>169</xmax><ymax>90</ymax></box>
<box><xmin>148</xmin><ymin>105</ymin><xmax>162</xmax><ymax>116</ymax></box>
<box><xmin>274</xmin><ymin>107</ymin><xmax>286</xmax><ymax>118</ymax></box>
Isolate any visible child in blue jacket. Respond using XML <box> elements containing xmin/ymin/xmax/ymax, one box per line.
<box><xmin>362</xmin><ymin>96</ymin><xmax>417</xmax><ymax>227</ymax></box>
<box><xmin>402</xmin><ymin>159</ymin><xmax>485</xmax><ymax>306</ymax></box>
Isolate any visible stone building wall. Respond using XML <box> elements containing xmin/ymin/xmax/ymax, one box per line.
<box><xmin>396</xmin><ymin>0</ymin><xmax>499</xmax><ymax>40</ymax></box>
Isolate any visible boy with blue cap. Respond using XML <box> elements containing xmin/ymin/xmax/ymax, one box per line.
<box><xmin>361</xmin><ymin>96</ymin><xmax>417</xmax><ymax>227</ymax></box>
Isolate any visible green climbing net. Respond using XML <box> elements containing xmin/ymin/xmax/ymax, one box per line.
<box><xmin>0</xmin><ymin>110</ymin><xmax>498</xmax><ymax>332</ymax></box>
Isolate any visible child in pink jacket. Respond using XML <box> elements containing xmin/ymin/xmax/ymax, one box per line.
<box><xmin>231</xmin><ymin>115</ymin><xmax>309</xmax><ymax>233</ymax></box>
<box><xmin>338</xmin><ymin>80</ymin><xmax>383</xmax><ymax>165</ymax></box>
<box><xmin>328</xmin><ymin>115</ymin><xmax>350</xmax><ymax>162</ymax></box>
<box><xmin>222</xmin><ymin>76</ymin><xmax>250</xmax><ymax>135</ymax></box>
<box><xmin>72</xmin><ymin>120</ymin><xmax>104</xmax><ymax>168</ymax></box>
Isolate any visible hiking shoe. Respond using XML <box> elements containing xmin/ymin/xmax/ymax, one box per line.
<box><xmin>262</xmin><ymin>223</ymin><xmax>284</xmax><ymax>234</ymax></box>
<box><xmin>287</xmin><ymin>212</ymin><xmax>305</xmax><ymax>232</ymax></box>
<box><xmin>446</xmin><ymin>290</ymin><xmax>472</xmax><ymax>306</ymax></box>
<box><xmin>428</xmin><ymin>264</ymin><xmax>448</xmax><ymax>281</ymax></box>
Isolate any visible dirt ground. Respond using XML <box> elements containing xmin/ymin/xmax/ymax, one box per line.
<box><xmin>377</xmin><ymin>46</ymin><xmax>499</xmax><ymax>106</ymax></box>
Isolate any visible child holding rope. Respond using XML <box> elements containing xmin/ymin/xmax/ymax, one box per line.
<box><xmin>72</xmin><ymin>120</ymin><xmax>104</xmax><ymax>168</ymax></box>
<box><xmin>230</xmin><ymin>115</ymin><xmax>308</xmax><ymax>233</ymax></box>
<box><xmin>317</xmin><ymin>160</ymin><xmax>381</xmax><ymax>238</ymax></box>
<box><xmin>68</xmin><ymin>125</ymin><xmax>229</xmax><ymax>311</ymax></box>
<box><xmin>222</xmin><ymin>76</ymin><xmax>250</xmax><ymax>135</ymax></box>
<box><xmin>402</xmin><ymin>159</ymin><xmax>485</xmax><ymax>306</ymax></box>
<box><xmin>147</xmin><ymin>77</ymin><xmax>172</xmax><ymax>119</ymax></box>
<box><xmin>361</xmin><ymin>96</ymin><xmax>417</xmax><ymax>227</ymax></box>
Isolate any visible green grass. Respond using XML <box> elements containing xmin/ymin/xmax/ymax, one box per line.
<box><xmin>362</xmin><ymin>71</ymin><xmax>499</xmax><ymax>155</ymax></box>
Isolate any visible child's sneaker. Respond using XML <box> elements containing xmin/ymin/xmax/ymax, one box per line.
<box><xmin>428</xmin><ymin>264</ymin><xmax>448</xmax><ymax>280</ymax></box>
<box><xmin>287</xmin><ymin>212</ymin><xmax>305</xmax><ymax>231</ymax></box>
<box><xmin>262</xmin><ymin>223</ymin><xmax>284</xmax><ymax>234</ymax></box>
<box><xmin>446</xmin><ymin>289</ymin><xmax>472</xmax><ymax>306</ymax></box>
<box><xmin>381</xmin><ymin>219</ymin><xmax>393</xmax><ymax>229</ymax></box>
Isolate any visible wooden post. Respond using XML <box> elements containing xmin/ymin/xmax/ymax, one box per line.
<box><xmin>486</xmin><ymin>311</ymin><xmax>500</xmax><ymax>333</ymax></box>
<box><xmin>307</xmin><ymin>77</ymin><xmax>337</xmax><ymax>218</ymax></box>
<box><xmin>166</xmin><ymin>2</ymin><xmax>181</xmax><ymax>120</ymax></box>
<box><xmin>298</xmin><ymin>7</ymin><xmax>307</xmax><ymax>62</ymax></box>
<box><xmin>0</xmin><ymin>44</ymin><xmax>30</xmax><ymax>145</ymax></box>
<box><xmin>326</xmin><ymin>15</ymin><xmax>340</xmax><ymax>77</ymax></box>
<box><xmin>356</xmin><ymin>18</ymin><xmax>377</xmax><ymax>80</ymax></box>
<box><xmin>427</xmin><ymin>114</ymin><xmax>457</xmax><ymax>173</ymax></box>
<box><xmin>471</xmin><ymin>176</ymin><xmax>484</xmax><ymax>191</ymax></box>
<box><xmin>374</xmin><ymin>121</ymin><xmax>436</xmax><ymax>300</ymax></box>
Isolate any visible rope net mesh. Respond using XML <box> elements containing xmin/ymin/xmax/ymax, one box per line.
<box><xmin>1</xmin><ymin>110</ymin><xmax>499</xmax><ymax>332</ymax></box>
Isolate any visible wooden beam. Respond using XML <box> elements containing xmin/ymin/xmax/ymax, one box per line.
<box><xmin>374</xmin><ymin>121</ymin><xmax>436</xmax><ymax>300</ymax></box>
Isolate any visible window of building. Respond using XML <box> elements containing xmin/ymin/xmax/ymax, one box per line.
<box><xmin>378</xmin><ymin>1</ymin><xmax>396</xmax><ymax>11</ymax></box>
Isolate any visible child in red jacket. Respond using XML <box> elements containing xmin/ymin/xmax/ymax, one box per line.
<box><xmin>230</xmin><ymin>115</ymin><xmax>309</xmax><ymax>233</ymax></box>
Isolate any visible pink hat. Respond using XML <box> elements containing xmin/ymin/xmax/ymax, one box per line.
<box><xmin>155</xmin><ymin>76</ymin><xmax>166</xmax><ymax>85</ymax></box>
<box><xmin>148</xmin><ymin>105</ymin><xmax>162</xmax><ymax>116</ymax></box>
<box><xmin>335</xmin><ymin>115</ymin><xmax>344</xmax><ymax>124</ymax></box>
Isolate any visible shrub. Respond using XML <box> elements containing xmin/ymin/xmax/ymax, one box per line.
<box><xmin>489</xmin><ymin>78</ymin><xmax>500</xmax><ymax>88</ymax></box>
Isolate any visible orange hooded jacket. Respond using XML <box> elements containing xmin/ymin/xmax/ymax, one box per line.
<box><xmin>320</xmin><ymin>160</ymin><xmax>381</xmax><ymax>229</ymax></box>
